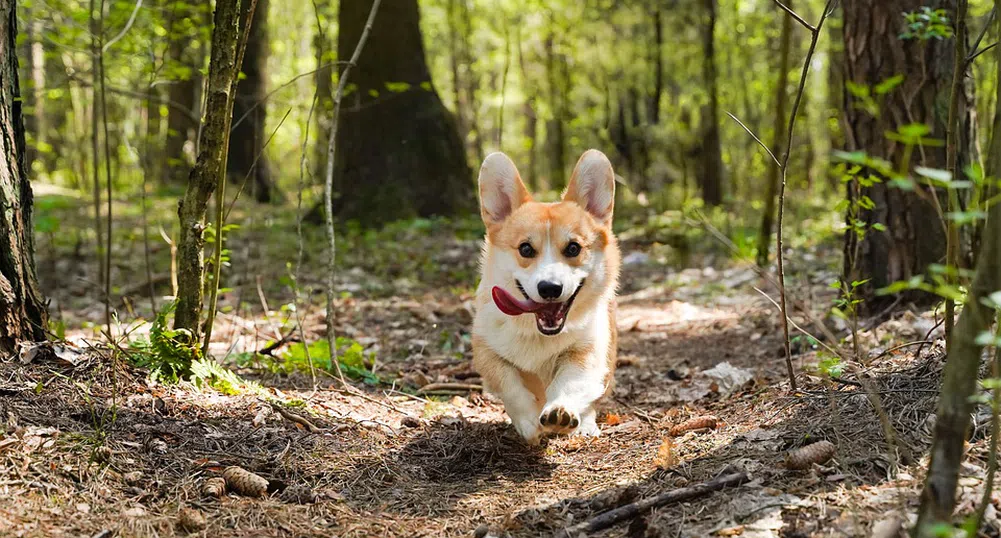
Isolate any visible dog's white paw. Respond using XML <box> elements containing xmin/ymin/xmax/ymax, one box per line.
<box><xmin>512</xmin><ymin>415</ymin><xmax>543</xmax><ymax>445</ymax></box>
<box><xmin>539</xmin><ymin>404</ymin><xmax>581</xmax><ymax>434</ymax></box>
<box><xmin>573</xmin><ymin>417</ymin><xmax>601</xmax><ymax>437</ymax></box>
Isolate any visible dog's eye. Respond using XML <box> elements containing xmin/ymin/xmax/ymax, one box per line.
<box><xmin>518</xmin><ymin>242</ymin><xmax>536</xmax><ymax>258</ymax></box>
<box><xmin>563</xmin><ymin>242</ymin><xmax>582</xmax><ymax>258</ymax></box>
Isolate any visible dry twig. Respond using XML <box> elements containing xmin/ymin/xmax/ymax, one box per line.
<box><xmin>553</xmin><ymin>472</ymin><xmax>750</xmax><ymax>538</ymax></box>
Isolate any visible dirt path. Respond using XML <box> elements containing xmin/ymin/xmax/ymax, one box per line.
<box><xmin>3</xmin><ymin>204</ymin><xmax>994</xmax><ymax>537</ymax></box>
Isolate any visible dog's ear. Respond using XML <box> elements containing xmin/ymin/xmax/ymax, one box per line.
<box><xmin>563</xmin><ymin>149</ymin><xmax>615</xmax><ymax>226</ymax></box>
<box><xmin>478</xmin><ymin>152</ymin><xmax>532</xmax><ymax>227</ymax></box>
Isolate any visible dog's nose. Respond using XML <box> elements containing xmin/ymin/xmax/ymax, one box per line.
<box><xmin>537</xmin><ymin>281</ymin><xmax>563</xmax><ymax>300</ymax></box>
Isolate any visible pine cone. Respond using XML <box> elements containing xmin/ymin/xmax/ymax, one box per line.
<box><xmin>222</xmin><ymin>466</ymin><xmax>268</xmax><ymax>497</ymax></box>
<box><xmin>177</xmin><ymin>507</ymin><xmax>207</xmax><ymax>532</ymax></box>
<box><xmin>669</xmin><ymin>416</ymin><xmax>719</xmax><ymax>436</ymax></box>
<box><xmin>201</xmin><ymin>476</ymin><xmax>227</xmax><ymax>498</ymax></box>
<box><xmin>785</xmin><ymin>440</ymin><xmax>836</xmax><ymax>470</ymax></box>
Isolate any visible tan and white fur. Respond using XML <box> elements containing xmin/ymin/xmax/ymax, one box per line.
<box><xmin>472</xmin><ymin>149</ymin><xmax>620</xmax><ymax>445</ymax></box>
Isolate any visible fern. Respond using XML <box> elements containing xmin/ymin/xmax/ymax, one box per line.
<box><xmin>129</xmin><ymin>300</ymin><xmax>200</xmax><ymax>383</ymax></box>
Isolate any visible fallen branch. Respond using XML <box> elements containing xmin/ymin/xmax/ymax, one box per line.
<box><xmin>553</xmin><ymin>472</ymin><xmax>750</xmax><ymax>538</ymax></box>
<box><xmin>268</xmin><ymin>402</ymin><xmax>321</xmax><ymax>432</ymax></box>
<box><xmin>416</xmin><ymin>382</ymin><xmax>482</xmax><ymax>394</ymax></box>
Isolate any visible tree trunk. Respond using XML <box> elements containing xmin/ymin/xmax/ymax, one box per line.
<box><xmin>458</xmin><ymin>0</ymin><xmax>483</xmax><ymax>163</ymax></box>
<box><xmin>841</xmin><ymin>0</ymin><xmax>969</xmax><ymax>313</ymax></box>
<box><xmin>0</xmin><ymin>0</ymin><xmax>47</xmax><ymax>354</ymax></box>
<box><xmin>700</xmin><ymin>0</ymin><xmax>724</xmax><ymax>206</ymax></box>
<box><xmin>313</xmin><ymin>0</ymin><xmax>333</xmax><ymax>181</ymax></box>
<box><xmin>174</xmin><ymin>0</ymin><xmax>245</xmax><ymax>335</ymax></box>
<box><xmin>228</xmin><ymin>0</ymin><xmax>278</xmax><ymax>203</ymax></box>
<box><xmin>515</xmin><ymin>22</ymin><xmax>538</xmax><ymax>190</ymax></box>
<box><xmin>331</xmin><ymin>0</ymin><xmax>472</xmax><ymax>225</ymax></box>
<box><xmin>649</xmin><ymin>6</ymin><xmax>663</xmax><ymax>125</ymax></box>
<box><xmin>544</xmin><ymin>20</ymin><xmax>567</xmax><ymax>190</ymax></box>
<box><xmin>756</xmin><ymin>2</ymin><xmax>794</xmax><ymax>267</ymax></box>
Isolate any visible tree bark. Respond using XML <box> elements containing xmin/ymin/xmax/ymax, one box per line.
<box><xmin>841</xmin><ymin>0</ymin><xmax>970</xmax><ymax>313</ymax></box>
<box><xmin>228</xmin><ymin>0</ymin><xmax>278</xmax><ymax>203</ymax></box>
<box><xmin>173</xmin><ymin>0</ymin><xmax>246</xmax><ymax>335</ymax></box>
<box><xmin>515</xmin><ymin>22</ymin><xmax>538</xmax><ymax>190</ymax></box>
<box><xmin>312</xmin><ymin>0</ymin><xmax>333</xmax><ymax>182</ymax></box>
<box><xmin>458</xmin><ymin>0</ymin><xmax>483</xmax><ymax>163</ymax></box>
<box><xmin>544</xmin><ymin>16</ymin><xmax>568</xmax><ymax>191</ymax></box>
<box><xmin>700</xmin><ymin>0</ymin><xmax>725</xmax><ymax>206</ymax></box>
<box><xmin>330</xmin><ymin>0</ymin><xmax>472</xmax><ymax>225</ymax></box>
<box><xmin>0</xmin><ymin>0</ymin><xmax>47</xmax><ymax>354</ymax></box>
<box><xmin>649</xmin><ymin>6</ymin><xmax>663</xmax><ymax>125</ymax></box>
<box><xmin>757</xmin><ymin>1</ymin><xmax>794</xmax><ymax>266</ymax></box>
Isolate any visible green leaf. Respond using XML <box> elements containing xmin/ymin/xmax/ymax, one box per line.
<box><xmin>914</xmin><ymin>166</ymin><xmax>952</xmax><ymax>184</ymax></box>
<box><xmin>845</xmin><ymin>81</ymin><xmax>870</xmax><ymax>99</ymax></box>
<box><xmin>874</xmin><ymin>75</ymin><xmax>904</xmax><ymax>95</ymax></box>
<box><xmin>945</xmin><ymin>211</ymin><xmax>987</xmax><ymax>225</ymax></box>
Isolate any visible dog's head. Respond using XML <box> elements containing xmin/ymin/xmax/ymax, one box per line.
<box><xmin>478</xmin><ymin>150</ymin><xmax>619</xmax><ymax>336</ymax></box>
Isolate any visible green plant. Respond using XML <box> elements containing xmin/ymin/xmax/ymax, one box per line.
<box><xmin>189</xmin><ymin>358</ymin><xmax>249</xmax><ymax>395</ymax></box>
<box><xmin>129</xmin><ymin>300</ymin><xmax>200</xmax><ymax>383</ymax></box>
<box><xmin>261</xmin><ymin>337</ymin><xmax>383</xmax><ymax>384</ymax></box>
<box><xmin>900</xmin><ymin>7</ymin><xmax>954</xmax><ymax>41</ymax></box>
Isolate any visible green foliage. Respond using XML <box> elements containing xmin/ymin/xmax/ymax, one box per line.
<box><xmin>900</xmin><ymin>7</ymin><xmax>954</xmax><ymax>41</ymax></box>
<box><xmin>189</xmin><ymin>357</ymin><xmax>249</xmax><ymax>395</ymax></box>
<box><xmin>816</xmin><ymin>353</ymin><xmax>844</xmax><ymax>378</ymax></box>
<box><xmin>129</xmin><ymin>301</ymin><xmax>200</xmax><ymax>383</ymax></box>
<box><xmin>242</xmin><ymin>337</ymin><xmax>382</xmax><ymax>385</ymax></box>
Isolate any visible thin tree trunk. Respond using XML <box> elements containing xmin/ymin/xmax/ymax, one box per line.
<box><xmin>700</xmin><ymin>0</ymin><xmax>725</xmax><ymax>206</ymax></box>
<box><xmin>447</xmin><ymin>0</ymin><xmax>468</xmax><ymax>147</ymax></box>
<box><xmin>757</xmin><ymin>1</ymin><xmax>794</xmax><ymax>267</ymax></box>
<box><xmin>649</xmin><ymin>6</ymin><xmax>663</xmax><ymax>125</ymax></box>
<box><xmin>228</xmin><ymin>0</ymin><xmax>278</xmax><ymax>203</ymax></box>
<box><xmin>516</xmin><ymin>22</ymin><xmax>538</xmax><ymax>189</ymax></box>
<box><xmin>458</xmin><ymin>0</ymin><xmax>483</xmax><ymax>163</ymax></box>
<box><xmin>312</xmin><ymin>0</ymin><xmax>333</xmax><ymax>181</ymax></box>
<box><xmin>915</xmin><ymin>119</ymin><xmax>1001</xmax><ymax>537</ymax></box>
<box><xmin>544</xmin><ymin>18</ymin><xmax>566</xmax><ymax>190</ymax></box>
<box><xmin>0</xmin><ymin>0</ymin><xmax>48</xmax><ymax>353</ymax></box>
<box><xmin>174</xmin><ymin>0</ymin><xmax>247</xmax><ymax>335</ymax></box>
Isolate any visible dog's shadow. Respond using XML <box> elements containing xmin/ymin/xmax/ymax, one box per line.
<box><xmin>340</xmin><ymin>417</ymin><xmax>555</xmax><ymax>515</ymax></box>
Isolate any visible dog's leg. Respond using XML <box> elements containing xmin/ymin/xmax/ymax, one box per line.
<box><xmin>539</xmin><ymin>352</ymin><xmax>608</xmax><ymax>436</ymax></box>
<box><xmin>474</xmin><ymin>348</ymin><xmax>544</xmax><ymax>444</ymax></box>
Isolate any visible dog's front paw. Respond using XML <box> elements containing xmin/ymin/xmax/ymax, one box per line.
<box><xmin>511</xmin><ymin>415</ymin><xmax>543</xmax><ymax>445</ymax></box>
<box><xmin>539</xmin><ymin>404</ymin><xmax>579</xmax><ymax>433</ymax></box>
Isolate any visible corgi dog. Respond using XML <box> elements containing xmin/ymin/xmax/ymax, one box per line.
<box><xmin>472</xmin><ymin>149</ymin><xmax>620</xmax><ymax>445</ymax></box>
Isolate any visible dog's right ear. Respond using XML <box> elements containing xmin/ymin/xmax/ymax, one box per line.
<box><xmin>478</xmin><ymin>152</ymin><xmax>531</xmax><ymax>227</ymax></box>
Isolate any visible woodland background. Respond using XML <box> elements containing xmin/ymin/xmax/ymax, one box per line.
<box><xmin>2</xmin><ymin>0</ymin><xmax>1001</xmax><ymax>536</ymax></box>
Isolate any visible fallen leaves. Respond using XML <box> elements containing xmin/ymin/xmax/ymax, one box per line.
<box><xmin>653</xmin><ymin>437</ymin><xmax>676</xmax><ymax>469</ymax></box>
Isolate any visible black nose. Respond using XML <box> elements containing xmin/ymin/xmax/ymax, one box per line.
<box><xmin>537</xmin><ymin>281</ymin><xmax>563</xmax><ymax>300</ymax></box>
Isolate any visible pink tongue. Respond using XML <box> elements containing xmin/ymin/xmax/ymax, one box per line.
<box><xmin>492</xmin><ymin>286</ymin><xmax>545</xmax><ymax>316</ymax></box>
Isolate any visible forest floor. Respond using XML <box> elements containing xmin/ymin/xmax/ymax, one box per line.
<box><xmin>1</xmin><ymin>192</ymin><xmax>998</xmax><ymax>537</ymax></box>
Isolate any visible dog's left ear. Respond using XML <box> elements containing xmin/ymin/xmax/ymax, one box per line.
<box><xmin>563</xmin><ymin>149</ymin><xmax>615</xmax><ymax>226</ymax></box>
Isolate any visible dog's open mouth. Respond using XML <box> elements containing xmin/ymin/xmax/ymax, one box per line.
<box><xmin>491</xmin><ymin>281</ymin><xmax>585</xmax><ymax>336</ymax></box>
